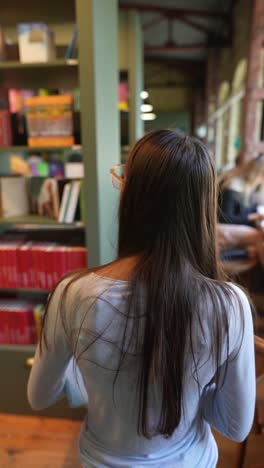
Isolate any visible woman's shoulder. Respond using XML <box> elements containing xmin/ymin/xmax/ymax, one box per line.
<box><xmin>56</xmin><ymin>268</ymin><xmax>116</xmax><ymax>296</ymax></box>
<box><xmin>223</xmin><ymin>282</ymin><xmax>253</xmax><ymax>344</ymax></box>
<box><xmin>216</xmin><ymin>281</ymin><xmax>251</xmax><ymax>319</ymax></box>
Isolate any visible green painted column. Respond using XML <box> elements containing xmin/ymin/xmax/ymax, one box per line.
<box><xmin>76</xmin><ymin>0</ymin><xmax>120</xmax><ymax>267</ymax></box>
<box><xmin>127</xmin><ymin>11</ymin><xmax>144</xmax><ymax>146</ymax></box>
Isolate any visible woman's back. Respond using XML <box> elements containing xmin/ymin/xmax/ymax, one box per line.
<box><xmin>28</xmin><ymin>270</ymin><xmax>255</xmax><ymax>467</ymax></box>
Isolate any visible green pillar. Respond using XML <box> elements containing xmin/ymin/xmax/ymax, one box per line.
<box><xmin>76</xmin><ymin>0</ymin><xmax>120</xmax><ymax>266</ymax></box>
<box><xmin>127</xmin><ymin>11</ymin><xmax>144</xmax><ymax>146</ymax></box>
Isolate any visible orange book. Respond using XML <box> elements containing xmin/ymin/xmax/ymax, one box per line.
<box><xmin>28</xmin><ymin>136</ymin><xmax>74</xmax><ymax>147</ymax></box>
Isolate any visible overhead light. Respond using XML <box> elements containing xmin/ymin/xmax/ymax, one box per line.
<box><xmin>140</xmin><ymin>90</ymin><xmax>149</xmax><ymax>100</ymax></box>
<box><xmin>196</xmin><ymin>125</ymin><xmax>207</xmax><ymax>138</ymax></box>
<box><xmin>141</xmin><ymin>113</ymin><xmax>157</xmax><ymax>121</ymax></box>
<box><xmin>141</xmin><ymin>103</ymin><xmax>153</xmax><ymax>113</ymax></box>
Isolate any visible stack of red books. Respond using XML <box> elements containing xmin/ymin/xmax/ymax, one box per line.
<box><xmin>0</xmin><ymin>242</ymin><xmax>87</xmax><ymax>290</ymax></box>
<box><xmin>0</xmin><ymin>300</ymin><xmax>44</xmax><ymax>345</ymax></box>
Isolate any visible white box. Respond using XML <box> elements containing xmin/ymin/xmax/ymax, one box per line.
<box><xmin>65</xmin><ymin>162</ymin><xmax>84</xmax><ymax>179</ymax></box>
<box><xmin>18</xmin><ymin>23</ymin><xmax>55</xmax><ymax>63</ymax></box>
<box><xmin>0</xmin><ymin>177</ymin><xmax>29</xmax><ymax>218</ymax></box>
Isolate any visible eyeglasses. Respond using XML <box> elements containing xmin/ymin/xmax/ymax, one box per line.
<box><xmin>110</xmin><ymin>164</ymin><xmax>126</xmax><ymax>190</ymax></box>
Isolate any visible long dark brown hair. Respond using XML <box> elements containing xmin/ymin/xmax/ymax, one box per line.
<box><xmin>41</xmin><ymin>130</ymin><xmax>244</xmax><ymax>438</ymax></box>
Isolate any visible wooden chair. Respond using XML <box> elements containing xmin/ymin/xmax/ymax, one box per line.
<box><xmin>235</xmin><ymin>335</ymin><xmax>264</xmax><ymax>468</ymax></box>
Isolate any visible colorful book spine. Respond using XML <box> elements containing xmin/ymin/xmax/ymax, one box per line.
<box><xmin>0</xmin><ymin>110</ymin><xmax>12</xmax><ymax>146</ymax></box>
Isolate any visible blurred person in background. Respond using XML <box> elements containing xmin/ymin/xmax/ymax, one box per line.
<box><xmin>218</xmin><ymin>155</ymin><xmax>264</xmax><ymax>266</ymax></box>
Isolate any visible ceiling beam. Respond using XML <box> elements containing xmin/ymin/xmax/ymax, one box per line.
<box><xmin>145</xmin><ymin>82</ymin><xmax>200</xmax><ymax>88</ymax></box>
<box><xmin>119</xmin><ymin>3</ymin><xmax>228</xmax><ymax>19</ymax></box>
<box><xmin>145</xmin><ymin>43</ymin><xmax>207</xmax><ymax>53</ymax></box>
<box><xmin>176</xmin><ymin>15</ymin><xmax>219</xmax><ymax>35</ymax></box>
<box><xmin>143</xmin><ymin>14</ymin><xmax>165</xmax><ymax>30</ymax></box>
<box><xmin>144</xmin><ymin>56</ymin><xmax>205</xmax><ymax>73</ymax></box>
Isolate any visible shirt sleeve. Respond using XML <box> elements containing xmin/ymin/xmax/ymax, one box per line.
<box><xmin>27</xmin><ymin>279</ymin><xmax>73</xmax><ymax>410</ymax></box>
<box><xmin>200</xmin><ymin>285</ymin><xmax>256</xmax><ymax>442</ymax></box>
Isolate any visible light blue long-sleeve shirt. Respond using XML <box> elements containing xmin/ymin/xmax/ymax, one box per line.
<box><xmin>28</xmin><ymin>273</ymin><xmax>256</xmax><ymax>468</ymax></box>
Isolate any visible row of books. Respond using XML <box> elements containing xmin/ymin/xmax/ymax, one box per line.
<box><xmin>0</xmin><ymin>242</ymin><xmax>87</xmax><ymax>290</ymax></box>
<box><xmin>11</xmin><ymin>154</ymin><xmax>83</xmax><ymax>179</ymax></box>
<box><xmin>0</xmin><ymin>176</ymin><xmax>84</xmax><ymax>223</ymax></box>
<box><xmin>0</xmin><ymin>300</ymin><xmax>44</xmax><ymax>345</ymax></box>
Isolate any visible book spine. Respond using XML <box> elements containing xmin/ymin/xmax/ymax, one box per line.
<box><xmin>0</xmin><ymin>247</ymin><xmax>3</xmax><ymax>288</ymax></box>
<box><xmin>9</xmin><ymin>307</ymin><xmax>16</xmax><ymax>345</ymax></box>
<box><xmin>65</xmin><ymin>24</ymin><xmax>78</xmax><ymax>59</ymax></box>
<box><xmin>27</xmin><ymin>308</ymin><xmax>37</xmax><ymax>344</ymax></box>
<box><xmin>58</xmin><ymin>183</ymin><xmax>71</xmax><ymax>223</ymax></box>
<box><xmin>0</xmin><ymin>306</ymin><xmax>9</xmax><ymax>344</ymax></box>
<box><xmin>64</xmin><ymin>181</ymin><xmax>80</xmax><ymax>223</ymax></box>
<box><xmin>33</xmin><ymin>304</ymin><xmax>44</xmax><ymax>341</ymax></box>
<box><xmin>39</xmin><ymin>247</ymin><xmax>47</xmax><ymax>290</ymax></box>
<box><xmin>0</xmin><ymin>110</ymin><xmax>12</xmax><ymax>146</ymax></box>
<box><xmin>17</xmin><ymin>309</ymin><xmax>28</xmax><ymax>345</ymax></box>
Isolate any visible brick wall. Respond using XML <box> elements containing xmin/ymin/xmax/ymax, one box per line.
<box><xmin>218</xmin><ymin>0</ymin><xmax>252</xmax><ymax>88</ymax></box>
<box><xmin>206</xmin><ymin>0</ymin><xmax>253</xmax><ymax>161</ymax></box>
<box><xmin>242</xmin><ymin>0</ymin><xmax>264</xmax><ymax>160</ymax></box>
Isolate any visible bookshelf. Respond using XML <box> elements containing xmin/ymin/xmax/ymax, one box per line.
<box><xmin>0</xmin><ymin>214</ymin><xmax>84</xmax><ymax>228</ymax></box>
<box><xmin>0</xmin><ymin>287</ymin><xmax>50</xmax><ymax>297</ymax></box>
<box><xmin>0</xmin><ymin>62</ymin><xmax>79</xmax><ymax>89</ymax></box>
<box><xmin>0</xmin><ymin>344</ymin><xmax>36</xmax><ymax>352</ymax></box>
<box><xmin>0</xmin><ymin>0</ymin><xmax>121</xmax><ymax>419</ymax></box>
<box><xmin>0</xmin><ymin>0</ymin><xmax>89</xmax><ymax>420</ymax></box>
<box><xmin>0</xmin><ymin>144</ymin><xmax>81</xmax><ymax>152</ymax></box>
<box><xmin>0</xmin><ymin>59</ymin><xmax>78</xmax><ymax>69</ymax></box>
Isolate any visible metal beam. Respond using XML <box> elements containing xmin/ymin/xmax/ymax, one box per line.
<box><xmin>176</xmin><ymin>15</ymin><xmax>218</xmax><ymax>35</ymax></box>
<box><xmin>145</xmin><ymin>43</ymin><xmax>207</xmax><ymax>53</ymax></box>
<box><xmin>145</xmin><ymin>81</ymin><xmax>201</xmax><ymax>88</ymax></box>
<box><xmin>144</xmin><ymin>56</ymin><xmax>205</xmax><ymax>75</ymax></box>
<box><xmin>143</xmin><ymin>14</ymin><xmax>165</xmax><ymax>30</ymax></box>
<box><xmin>119</xmin><ymin>3</ymin><xmax>227</xmax><ymax>19</ymax></box>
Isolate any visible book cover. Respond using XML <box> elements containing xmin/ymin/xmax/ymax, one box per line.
<box><xmin>28</xmin><ymin>177</ymin><xmax>59</xmax><ymax>219</ymax></box>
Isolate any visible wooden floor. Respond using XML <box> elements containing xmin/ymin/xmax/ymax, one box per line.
<box><xmin>0</xmin><ymin>413</ymin><xmax>263</xmax><ymax>468</ymax></box>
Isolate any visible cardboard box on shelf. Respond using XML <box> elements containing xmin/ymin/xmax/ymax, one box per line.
<box><xmin>17</xmin><ymin>23</ymin><xmax>55</xmax><ymax>63</ymax></box>
<box><xmin>0</xmin><ymin>176</ymin><xmax>29</xmax><ymax>218</ymax></box>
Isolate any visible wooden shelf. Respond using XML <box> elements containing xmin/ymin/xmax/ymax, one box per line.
<box><xmin>0</xmin><ymin>344</ymin><xmax>36</xmax><ymax>352</ymax></box>
<box><xmin>0</xmin><ymin>60</ymin><xmax>79</xmax><ymax>88</ymax></box>
<box><xmin>0</xmin><ymin>215</ymin><xmax>84</xmax><ymax>231</ymax></box>
<box><xmin>0</xmin><ymin>59</ymin><xmax>78</xmax><ymax>69</ymax></box>
<box><xmin>0</xmin><ymin>145</ymin><xmax>81</xmax><ymax>153</ymax></box>
<box><xmin>0</xmin><ymin>287</ymin><xmax>50</xmax><ymax>295</ymax></box>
